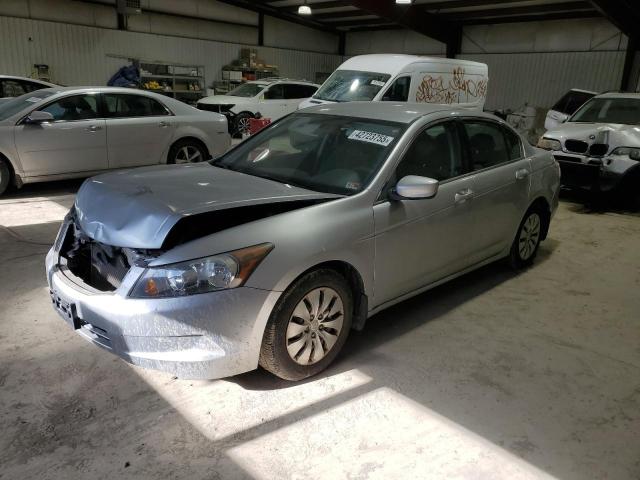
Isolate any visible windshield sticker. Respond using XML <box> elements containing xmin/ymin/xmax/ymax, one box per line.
<box><xmin>345</xmin><ymin>181</ymin><xmax>361</xmax><ymax>191</ymax></box>
<box><xmin>25</xmin><ymin>97</ymin><xmax>43</xmax><ymax>103</ymax></box>
<box><xmin>348</xmin><ymin>130</ymin><xmax>394</xmax><ymax>146</ymax></box>
<box><xmin>370</xmin><ymin>80</ymin><xmax>386</xmax><ymax>87</ymax></box>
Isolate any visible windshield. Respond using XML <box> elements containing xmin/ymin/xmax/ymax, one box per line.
<box><xmin>227</xmin><ymin>83</ymin><xmax>266</xmax><ymax>98</ymax></box>
<box><xmin>569</xmin><ymin>97</ymin><xmax>640</xmax><ymax>125</ymax></box>
<box><xmin>0</xmin><ymin>90</ymin><xmax>57</xmax><ymax>121</ymax></box>
<box><xmin>211</xmin><ymin>113</ymin><xmax>405</xmax><ymax>195</ymax></box>
<box><xmin>314</xmin><ymin>70</ymin><xmax>391</xmax><ymax>102</ymax></box>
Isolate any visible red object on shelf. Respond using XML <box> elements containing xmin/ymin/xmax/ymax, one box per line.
<box><xmin>249</xmin><ymin>117</ymin><xmax>271</xmax><ymax>135</ymax></box>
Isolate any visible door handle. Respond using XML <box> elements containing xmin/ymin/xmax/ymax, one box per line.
<box><xmin>86</xmin><ymin>125</ymin><xmax>102</xmax><ymax>132</ymax></box>
<box><xmin>516</xmin><ymin>168</ymin><xmax>530</xmax><ymax>180</ymax></box>
<box><xmin>454</xmin><ymin>188</ymin><xmax>474</xmax><ymax>204</ymax></box>
<box><xmin>159</xmin><ymin>121</ymin><xmax>171</xmax><ymax>127</ymax></box>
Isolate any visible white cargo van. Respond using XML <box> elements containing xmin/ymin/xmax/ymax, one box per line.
<box><xmin>299</xmin><ymin>54</ymin><xmax>488</xmax><ymax>110</ymax></box>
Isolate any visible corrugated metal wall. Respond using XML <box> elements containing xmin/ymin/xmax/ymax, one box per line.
<box><xmin>0</xmin><ymin>16</ymin><xmax>343</xmax><ymax>88</ymax></box>
<box><xmin>459</xmin><ymin>51</ymin><xmax>626</xmax><ymax>111</ymax></box>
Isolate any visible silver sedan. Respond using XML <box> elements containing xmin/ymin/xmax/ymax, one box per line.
<box><xmin>0</xmin><ymin>87</ymin><xmax>230</xmax><ymax>195</ymax></box>
<box><xmin>46</xmin><ymin>102</ymin><xmax>560</xmax><ymax>381</ymax></box>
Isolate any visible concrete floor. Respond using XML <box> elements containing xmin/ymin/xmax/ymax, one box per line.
<box><xmin>0</xmin><ymin>181</ymin><xmax>639</xmax><ymax>480</ymax></box>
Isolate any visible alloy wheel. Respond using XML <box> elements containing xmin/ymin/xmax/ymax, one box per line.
<box><xmin>519</xmin><ymin>212</ymin><xmax>541</xmax><ymax>260</ymax></box>
<box><xmin>174</xmin><ymin>145</ymin><xmax>202</xmax><ymax>164</ymax></box>
<box><xmin>286</xmin><ymin>287</ymin><xmax>344</xmax><ymax>366</ymax></box>
<box><xmin>237</xmin><ymin>116</ymin><xmax>251</xmax><ymax>135</ymax></box>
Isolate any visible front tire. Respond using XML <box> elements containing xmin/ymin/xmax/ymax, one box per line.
<box><xmin>509</xmin><ymin>208</ymin><xmax>543</xmax><ymax>269</ymax></box>
<box><xmin>0</xmin><ymin>157</ymin><xmax>11</xmax><ymax>196</ymax></box>
<box><xmin>233</xmin><ymin>112</ymin><xmax>253</xmax><ymax>137</ymax></box>
<box><xmin>259</xmin><ymin>269</ymin><xmax>353</xmax><ymax>381</ymax></box>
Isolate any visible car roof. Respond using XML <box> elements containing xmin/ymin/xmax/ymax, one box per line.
<box><xmin>31</xmin><ymin>86</ymin><xmax>174</xmax><ymax>96</ymax></box>
<box><xmin>301</xmin><ymin>101</ymin><xmax>494</xmax><ymax>124</ymax></box>
<box><xmin>247</xmin><ymin>78</ymin><xmax>317</xmax><ymax>86</ymax></box>
<box><xmin>0</xmin><ymin>75</ymin><xmax>56</xmax><ymax>86</ymax></box>
<box><xmin>594</xmin><ymin>92</ymin><xmax>640</xmax><ymax>99</ymax></box>
<box><xmin>338</xmin><ymin>54</ymin><xmax>487</xmax><ymax>76</ymax></box>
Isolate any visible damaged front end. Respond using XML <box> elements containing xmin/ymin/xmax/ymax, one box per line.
<box><xmin>541</xmin><ymin>127</ymin><xmax>640</xmax><ymax>193</ymax></box>
<box><xmin>56</xmin><ymin>209</ymin><xmax>160</xmax><ymax>292</ymax></box>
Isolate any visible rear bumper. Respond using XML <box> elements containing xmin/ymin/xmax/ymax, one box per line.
<box><xmin>46</xmin><ymin>247</ymin><xmax>280</xmax><ymax>379</ymax></box>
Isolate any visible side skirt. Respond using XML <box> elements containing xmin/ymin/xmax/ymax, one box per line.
<box><xmin>366</xmin><ymin>251</ymin><xmax>508</xmax><ymax>318</ymax></box>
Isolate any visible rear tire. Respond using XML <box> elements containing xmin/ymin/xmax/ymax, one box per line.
<box><xmin>168</xmin><ymin>139</ymin><xmax>208</xmax><ymax>164</ymax></box>
<box><xmin>0</xmin><ymin>157</ymin><xmax>11</xmax><ymax>196</ymax></box>
<box><xmin>509</xmin><ymin>208</ymin><xmax>543</xmax><ymax>269</ymax></box>
<box><xmin>259</xmin><ymin>269</ymin><xmax>353</xmax><ymax>381</ymax></box>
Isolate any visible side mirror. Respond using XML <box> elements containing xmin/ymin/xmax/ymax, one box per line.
<box><xmin>390</xmin><ymin>175</ymin><xmax>439</xmax><ymax>200</ymax></box>
<box><xmin>24</xmin><ymin>111</ymin><xmax>54</xmax><ymax>124</ymax></box>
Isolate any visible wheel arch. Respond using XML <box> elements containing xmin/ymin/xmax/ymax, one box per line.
<box><xmin>281</xmin><ymin>260</ymin><xmax>369</xmax><ymax>332</ymax></box>
<box><xmin>528</xmin><ymin>196</ymin><xmax>552</xmax><ymax>240</ymax></box>
<box><xmin>0</xmin><ymin>151</ymin><xmax>18</xmax><ymax>188</ymax></box>
<box><xmin>167</xmin><ymin>136</ymin><xmax>210</xmax><ymax>163</ymax></box>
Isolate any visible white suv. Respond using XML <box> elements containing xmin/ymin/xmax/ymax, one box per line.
<box><xmin>197</xmin><ymin>79</ymin><xmax>319</xmax><ymax>135</ymax></box>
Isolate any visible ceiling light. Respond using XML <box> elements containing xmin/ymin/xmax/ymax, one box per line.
<box><xmin>298</xmin><ymin>2</ymin><xmax>312</xmax><ymax>15</ymax></box>
<box><xmin>395</xmin><ymin>0</ymin><xmax>413</xmax><ymax>4</ymax></box>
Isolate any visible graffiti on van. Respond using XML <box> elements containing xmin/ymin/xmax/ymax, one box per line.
<box><xmin>415</xmin><ymin>67</ymin><xmax>488</xmax><ymax>104</ymax></box>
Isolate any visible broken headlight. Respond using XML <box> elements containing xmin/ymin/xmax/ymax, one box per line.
<box><xmin>537</xmin><ymin>137</ymin><xmax>562</xmax><ymax>151</ymax></box>
<box><xmin>611</xmin><ymin>147</ymin><xmax>640</xmax><ymax>160</ymax></box>
<box><xmin>129</xmin><ymin>243</ymin><xmax>273</xmax><ymax>298</ymax></box>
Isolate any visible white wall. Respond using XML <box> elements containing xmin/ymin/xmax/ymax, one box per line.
<box><xmin>0</xmin><ymin>16</ymin><xmax>342</xmax><ymax>87</ymax></box>
<box><xmin>462</xmin><ymin>18</ymin><xmax>626</xmax><ymax>54</ymax></box>
<box><xmin>459</xmin><ymin>18</ymin><xmax>629</xmax><ymax>110</ymax></box>
<box><xmin>0</xmin><ymin>0</ymin><xmax>340</xmax><ymax>53</ymax></box>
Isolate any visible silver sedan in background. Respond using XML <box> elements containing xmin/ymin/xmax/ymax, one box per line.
<box><xmin>0</xmin><ymin>87</ymin><xmax>230</xmax><ymax>195</ymax></box>
<box><xmin>46</xmin><ymin>102</ymin><xmax>560</xmax><ymax>381</ymax></box>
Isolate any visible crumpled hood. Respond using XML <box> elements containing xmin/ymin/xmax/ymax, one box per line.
<box><xmin>547</xmin><ymin>122</ymin><xmax>640</xmax><ymax>149</ymax></box>
<box><xmin>198</xmin><ymin>95</ymin><xmax>252</xmax><ymax>105</ymax></box>
<box><xmin>75</xmin><ymin>163</ymin><xmax>339</xmax><ymax>249</ymax></box>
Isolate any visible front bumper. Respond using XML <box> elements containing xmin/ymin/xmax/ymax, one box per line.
<box><xmin>554</xmin><ymin>153</ymin><xmax>627</xmax><ymax>192</ymax></box>
<box><xmin>46</xmin><ymin>247</ymin><xmax>279</xmax><ymax>379</ymax></box>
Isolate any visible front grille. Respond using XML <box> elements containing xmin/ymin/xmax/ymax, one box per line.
<box><xmin>588</xmin><ymin>143</ymin><xmax>608</xmax><ymax>156</ymax></box>
<box><xmin>197</xmin><ymin>103</ymin><xmax>233</xmax><ymax>113</ymax></box>
<box><xmin>59</xmin><ymin>222</ymin><xmax>131</xmax><ymax>292</ymax></box>
<box><xmin>564</xmin><ymin>139</ymin><xmax>589</xmax><ymax>154</ymax></box>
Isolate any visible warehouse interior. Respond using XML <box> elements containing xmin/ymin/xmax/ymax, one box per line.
<box><xmin>0</xmin><ymin>1</ymin><xmax>639</xmax><ymax>479</ymax></box>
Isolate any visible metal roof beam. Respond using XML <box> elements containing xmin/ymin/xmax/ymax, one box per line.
<box><xmin>348</xmin><ymin>0</ymin><xmax>458</xmax><ymax>45</ymax></box>
<box><xmin>589</xmin><ymin>0</ymin><xmax>640</xmax><ymax>37</ymax></box>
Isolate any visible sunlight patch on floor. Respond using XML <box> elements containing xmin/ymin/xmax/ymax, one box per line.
<box><xmin>0</xmin><ymin>198</ymin><xmax>70</xmax><ymax>227</ymax></box>
<box><xmin>134</xmin><ymin>366</ymin><xmax>373</xmax><ymax>441</ymax></box>
<box><xmin>227</xmin><ymin>386</ymin><xmax>557</xmax><ymax>480</ymax></box>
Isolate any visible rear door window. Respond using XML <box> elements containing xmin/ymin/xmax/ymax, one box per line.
<box><xmin>264</xmin><ymin>84</ymin><xmax>285</xmax><ymax>100</ymax></box>
<box><xmin>103</xmin><ymin>93</ymin><xmax>170</xmax><ymax>118</ymax></box>
<box><xmin>2</xmin><ymin>80</ymin><xmax>27</xmax><ymax>97</ymax></box>
<box><xmin>283</xmin><ymin>84</ymin><xmax>318</xmax><ymax>99</ymax></box>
